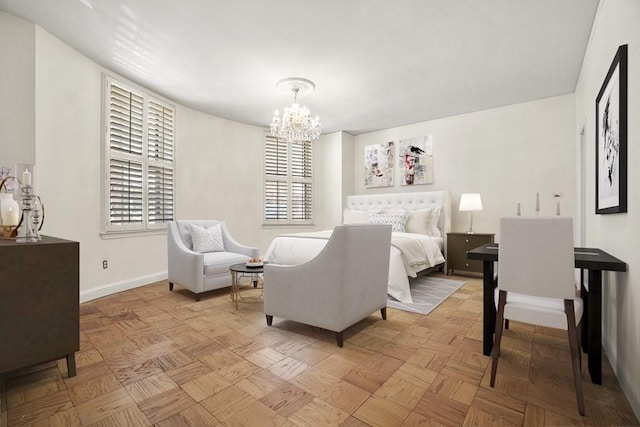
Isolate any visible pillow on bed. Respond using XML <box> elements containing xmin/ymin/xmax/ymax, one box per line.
<box><xmin>405</xmin><ymin>207</ymin><xmax>441</xmax><ymax>237</ymax></box>
<box><xmin>343</xmin><ymin>209</ymin><xmax>369</xmax><ymax>224</ymax></box>
<box><xmin>368</xmin><ymin>211</ymin><xmax>408</xmax><ymax>232</ymax></box>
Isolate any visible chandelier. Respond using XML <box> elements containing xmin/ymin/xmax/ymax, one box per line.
<box><xmin>270</xmin><ymin>77</ymin><xmax>321</xmax><ymax>143</ymax></box>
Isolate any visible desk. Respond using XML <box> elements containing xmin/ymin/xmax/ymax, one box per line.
<box><xmin>467</xmin><ymin>243</ymin><xmax>626</xmax><ymax>384</ymax></box>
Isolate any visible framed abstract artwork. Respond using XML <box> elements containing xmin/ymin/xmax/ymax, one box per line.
<box><xmin>596</xmin><ymin>44</ymin><xmax>627</xmax><ymax>214</ymax></box>
<box><xmin>399</xmin><ymin>135</ymin><xmax>433</xmax><ymax>185</ymax></box>
<box><xmin>364</xmin><ymin>142</ymin><xmax>394</xmax><ymax>188</ymax></box>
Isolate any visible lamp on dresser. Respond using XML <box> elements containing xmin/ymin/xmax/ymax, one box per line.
<box><xmin>459</xmin><ymin>193</ymin><xmax>482</xmax><ymax>234</ymax></box>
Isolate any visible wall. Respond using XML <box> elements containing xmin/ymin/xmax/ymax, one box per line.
<box><xmin>174</xmin><ymin>105</ymin><xmax>268</xmax><ymax>250</ymax></box>
<box><xmin>315</xmin><ymin>131</ymin><xmax>355</xmax><ymax>229</ymax></box>
<box><xmin>23</xmin><ymin>17</ymin><xmax>323</xmax><ymax>301</ymax></box>
<box><xmin>353</xmin><ymin>95</ymin><xmax>577</xmax><ymax>239</ymax></box>
<box><xmin>0</xmin><ymin>10</ymin><xmax>35</xmax><ymax>165</ymax></box>
<box><xmin>575</xmin><ymin>0</ymin><xmax>640</xmax><ymax>418</ymax></box>
<box><xmin>34</xmin><ymin>26</ymin><xmax>168</xmax><ymax>299</ymax></box>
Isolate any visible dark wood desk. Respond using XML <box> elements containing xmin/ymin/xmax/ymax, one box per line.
<box><xmin>467</xmin><ymin>243</ymin><xmax>626</xmax><ymax>385</ymax></box>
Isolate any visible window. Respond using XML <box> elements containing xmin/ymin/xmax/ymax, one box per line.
<box><xmin>264</xmin><ymin>134</ymin><xmax>312</xmax><ymax>224</ymax></box>
<box><xmin>103</xmin><ymin>76</ymin><xmax>175</xmax><ymax>232</ymax></box>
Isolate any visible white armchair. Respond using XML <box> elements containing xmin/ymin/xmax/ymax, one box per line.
<box><xmin>263</xmin><ymin>224</ymin><xmax>392</xmax><ymax>347</ymax></box>
<box><xmin>167</xmin><ymin>220</ymin><xmax>258</xmax><ymax>301</ymax></box>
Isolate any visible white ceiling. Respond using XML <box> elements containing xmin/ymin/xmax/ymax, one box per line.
<box><xmin>0</xmin><ymin>0</ymin><xmax>599</xmax><ymax>135</ymax></box>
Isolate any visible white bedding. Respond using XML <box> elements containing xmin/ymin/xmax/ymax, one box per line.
<box><xmin>263</xmin><ymin>230</ymin><xmax>445</xmax><ymax>303</ymax></box>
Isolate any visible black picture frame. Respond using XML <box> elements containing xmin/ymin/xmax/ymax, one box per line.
<box><xmin>596</xmin><ymin>44</ymin><xmax>627</xmax><ymax>214</ymax></box>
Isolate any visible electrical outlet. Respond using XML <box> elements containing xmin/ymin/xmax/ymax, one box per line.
<box><xmin>103</xmin><ymin>260</ymin><xmax>108</xmax><ymax>269</ymax></box>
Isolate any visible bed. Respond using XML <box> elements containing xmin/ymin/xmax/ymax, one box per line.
<box><xmin>263</xmin><ymin>190</ymin><xmax>451</xmax><ymax>303</ymax></box>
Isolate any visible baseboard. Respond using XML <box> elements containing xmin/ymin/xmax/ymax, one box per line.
<box><xmin>80</xmin><ymin>272</ymin><xmax>168</xmax><ymax>303</ymax></box>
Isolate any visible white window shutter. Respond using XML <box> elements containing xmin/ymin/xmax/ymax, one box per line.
<box><xmin>109</xmin><ymin>158</ymin><xmax>143</xmax><ymax>224</ymax></box>
<box><xmin>105</xmin><ymin>77</ymin><xmax>176</xmax><ymax>231</ymax></box>
<box><xmin>148</xmin><ymin>166</ymin><xmax>174</xmax><ymax>224</ymax></box>
<box><xmin>264</xmin><ymin>134</ymin><xmax>312</xmax><ymax>223</ymax></box>
<box><xmin>148</xmin><ymin>100</ymin><xmax>174</xmax><ymax>162</ymax></box>
<box><xmin>108</xmin><ymin>83</ymin><xmax>143</xmax><ymax>155</ymax></box>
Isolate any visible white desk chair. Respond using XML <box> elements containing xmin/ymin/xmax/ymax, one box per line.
<box><xmin>491</xmin><ymin>216</ymin><xmax>584</xmax><ymax>416</ymax></box>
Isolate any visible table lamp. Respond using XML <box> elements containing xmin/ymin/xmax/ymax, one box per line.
<box><xmin>459</xmin><ymin>193</ymin><xmax>483</xmax><ymax>233</ymax></box>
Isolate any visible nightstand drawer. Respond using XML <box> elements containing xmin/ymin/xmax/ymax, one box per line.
<box><xmin>447</xmin><ymin>232</ymin><xmax>494</xmax><ymax>274</ymax></box>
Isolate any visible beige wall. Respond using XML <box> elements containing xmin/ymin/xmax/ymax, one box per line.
<box><xmin>33</xmin><ymin>26</ymin><xmax>168</xmax><ymax>299</ymax></box>
<box><xmin>0</xmin><ymin>10</ymin><xmax>35</xmax><ymax>165</ymax></box>
<box><xmin>575</xmin><ymin>0</ymin><xmax>640</xmax><ymax>418</ymax></box>
<box><xmin>0</xmin><ymin>14</ymin><xmax>308</xmax><ymax>300</ymax></box>
<box><xmin>19</xmin><ymin>18</ymin><xmax>321</xmax><ymax>302</ymax></box>
<box><xmin>352</xmin><ymin>94</ymin><xmax>577</xmax><ymax>239</ymax></box>
<box><xmin>315</xmin><ymin>131</ymin><xmax>356</xmax><ymax>230</ymax></box>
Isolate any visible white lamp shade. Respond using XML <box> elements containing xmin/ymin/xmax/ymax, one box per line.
<box><xmin>459</xmin><ymin>193</ymin><xmax>483</xmax><ymax>211</ymax></box>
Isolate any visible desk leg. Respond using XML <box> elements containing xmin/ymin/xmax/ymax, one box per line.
<box><xmin>580</xmin><ymin>269</ymin><xmax>588</xmax><ymax>353</ymax></box>
<box><xmin>587</xmin><ymin>269</ymin><xmax>602</xmax><ymax>385</ymax></box>
<box><xmin>483</xmin><ymin>260</ymin><xmax>496</xmax><ymax>356</ymax></box>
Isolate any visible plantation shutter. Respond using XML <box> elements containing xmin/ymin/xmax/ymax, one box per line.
<box><xmin>290</xmin><ymin>140</ymin><xmax>312</xmax><ymax>221</ymax></box>
<box><xmin>264</xmin><ymin>135</ymin><xmax>288</xmax><ymax>221</ymax></box>
<box><xmin>148</xmin><ymin>100</ymin><xmax>174</xmax><ymax>162</ymax></box>
<box><xmin>148</xmin><ymin>166</ymin><xmax>174</xmax><ymax>223</ymax></box>
<box><xmin>291</xmin><ymin>182</ymin><xmax>312</xmax><ymax>221</ymax></box>
<box><xmin>264</xmin><ymin>134</ymin><xmax>312</xmax><ymax>223</ymax></box>
<box><xmin>108</xmin><ymin>81</ymin><xmax>144</xmax><ymax>226</ymax></box>
<box><xmin>105</xmin><ymin>77</ymin><xmax>176</xmax><ymax>231</ymax></box>
<box><xmin>147</xmin><ymin>99</ymin><xmax>175</xmax><ymax>224</ymax></box>
<box><xmin>109</xmin><ymin>158</ymin><xmax>143</xmax><ymax>224</ymax></box>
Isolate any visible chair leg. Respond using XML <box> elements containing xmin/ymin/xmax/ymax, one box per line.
<box><xmin>380</xmin><ymin>307</ymin><xmax>387</xmax><ymax>320</ymax></box>
<box><xmin>266</xmin><ymin>315</ymin><xmax>273</xmax><ymax>326</ymax></box>
<box><xmin>195</xmin><ymin>293</ymin><xmax>201</xmax><ymax>302</ymax></box>
<box><xmin>336</xmin><ymin>331</ymin><xmax>344</xmax><ymax>347</ymax></box>
<box><xmin>565</xmin><ymin>299</ymin><xmax>585</xmax><ymax>416</ymax></box>
<box><xmin>169</xmin><ymin>282</ymin><xmax>174</xmax><ymax>291</ymax></box>
<box><xmin>505</xmin><ymin>319</ymin><xmax>509</xmax><ymax>330</ymax></box>
<box><xmin>577</xmin><ymin>318</ymin><xmax>583</xmax><ymax>373</ymax></box>
<box><xmin>491</xmin><ymin>290</ymin><xmax>507</xmax><ymax>387</ymax></box>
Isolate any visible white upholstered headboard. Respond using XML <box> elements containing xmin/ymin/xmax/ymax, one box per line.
<box><xmin>346</xmin><ymin>190</ymin><xmax>451</xmax><ymax>237</ymax></box>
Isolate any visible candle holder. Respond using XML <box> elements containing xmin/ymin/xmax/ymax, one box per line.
<box><xmin>1</xmin><ymin>175</ymin><xmax>45</xmax><ymax>241</ymax></box>
<box><xmin>32</xmin><ymin>196</ymin><xmax>44</xmax><ymax>241</ymax></box>
<box><xmin>1</xmin><ymin>176</ymin><xmax>21</xmax><ymax>239</ymax></box>
<box><xmin>17</xmin><ymin>183</ymin><xmax>38</xmax><ymax>243</ymax></box>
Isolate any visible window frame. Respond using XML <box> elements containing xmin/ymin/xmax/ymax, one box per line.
<box><xmin>102</xmin><ymin>75</ymin><xmax>176</xmax><ymax>235</ymax></box>
<box><xmin>263</xmin><ymin>132</ymin><xmax>313</xmax><ymax>225</ymax></box>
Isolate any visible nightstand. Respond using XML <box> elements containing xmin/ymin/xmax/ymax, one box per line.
<box><xmin>447</xmin><ymin>232</ymin><xmax>495</xmax><ymax>275</ymax></box>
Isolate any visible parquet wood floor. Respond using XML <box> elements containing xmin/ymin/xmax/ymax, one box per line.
<box><xmin>1</xmin><ymin>275</ymin><xmax>638</xmax><ymax>426</ymax></box>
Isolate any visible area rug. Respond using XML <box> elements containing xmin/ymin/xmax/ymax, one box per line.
<box><xmin>387</xmin><ymin>276</ymin><xmax>466</xmax><ymax>315</ymax></box>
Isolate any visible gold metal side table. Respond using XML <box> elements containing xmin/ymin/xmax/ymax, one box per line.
<box><xmin>229</xmin><ymin>263</ymin><xmax>264</xmax><ymax>309</ymax></box>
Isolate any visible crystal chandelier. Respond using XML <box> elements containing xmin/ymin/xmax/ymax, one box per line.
<box><xmin>270</xmin><ymin>77</ymin><xmax>321</xmax><ymax>143</ymax></box>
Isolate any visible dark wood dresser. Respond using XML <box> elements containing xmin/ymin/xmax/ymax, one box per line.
<box><xmin>0</xmin><ymin>236</ymin><xmax>79</xmax><ymax>377</ymax></box>
<box><xmin>447</xmin><ymin>232</ymin><xmax>494</xmax><ymax>275</ymax></box>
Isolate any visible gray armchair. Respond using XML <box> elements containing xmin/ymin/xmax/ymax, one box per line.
<box><xmin>263</xmin><ymin>224</ymin><xmax>392</xmax><ymax>346</ymax></box>
<box><xmin>167</xmin><ymin>220</ymin><xmax>258</xmax><ymax>301</ymax></box>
